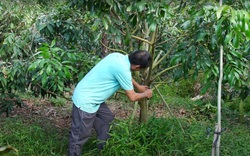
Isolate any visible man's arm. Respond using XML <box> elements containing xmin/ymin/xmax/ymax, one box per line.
<box><xmin>132</xmin><ymin>79</ymin><xmax>149</xmax><ymax>93</ymax></box>
<box><xmin>125</xmin><ymin>89</ymin><xmax>152</xmax><ymax>102</ymax></box>
<box><xmin>124</xmin><ymin>79</ymin><xmax>152</xmax><ymax>102</ymax></box>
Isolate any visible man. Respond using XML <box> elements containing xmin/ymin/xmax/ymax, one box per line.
<box><xmin>68</xmin><ymin>50</ymin><xmax>153</xmax><ymax>156</ymax></box>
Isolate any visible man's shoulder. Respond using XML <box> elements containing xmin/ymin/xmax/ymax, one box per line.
<box><xmin>107</xmin><ymin>52</ymin><xmax>125</xmax><ymax>58</ymax></box>
<box><xmin>104</xmin><ymin>53</ymin><xmax>130</xmax><ymax>70</ymax></box>
<box><xmin>105</xmin><ymin>53</ymin><xmax>127</xmax><ymax>62</ymax></box>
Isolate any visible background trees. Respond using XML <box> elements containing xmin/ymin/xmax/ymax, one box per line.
<box><xmin>0</xmin><ymin>0</ymin><xmax>249</xmax><ymax>121</ymax></box>
<box><xmin>1</xmin><ymin>0</ymin><xmax>250</xmax><ymax>155</ymax></box>
<box><xmin>67</xmin><ymin>0</ymin><xmax>250</xmax><ymax>122</ymax></box>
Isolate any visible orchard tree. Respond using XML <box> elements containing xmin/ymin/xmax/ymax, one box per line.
<box><xmin>0</xmin><ymin>0</ymin><xmax>101</xmax><ymax>115</ymax></box>
<box><xmin>0</xmin><ymin>0</ymin><xmax>249</xmax><ymax>122</ymax></box>
<box><xmin>69</xmin><ymin>0</ymin><xmax>250</xmax><ymax>123</ymax></box>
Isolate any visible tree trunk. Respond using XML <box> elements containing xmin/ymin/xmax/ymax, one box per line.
<box><xmin>139</xmin><ymin>98</ymin><xmax>148</xmax><ymax>123</ymax></box>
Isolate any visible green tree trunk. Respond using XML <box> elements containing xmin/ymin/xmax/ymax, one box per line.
<box><xmin>139</xmin><ymin>99</ymin><xmax>148</xmax><ymax>123</ymax></box>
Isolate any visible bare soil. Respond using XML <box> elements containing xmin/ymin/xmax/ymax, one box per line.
<box><xmin>1</xmin><ymin>98</ymin><xmax>188</xmax><ymax>129</ymax></box>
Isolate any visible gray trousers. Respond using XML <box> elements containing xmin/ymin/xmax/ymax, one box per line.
<box><xmin>68</xmin><ymin>103</ymin><xmax>114</xmax><ymax>156</ymax></box>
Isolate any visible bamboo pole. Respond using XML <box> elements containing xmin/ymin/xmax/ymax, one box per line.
<box><xmin>154</xmin><ymin>85</ymin><xmax>185</xmax><ymax>133</ymax></box>
<box><xmin>212</xmin><ymin>0</ymin><xmax>223</xmax><ymax>155</ymax></box>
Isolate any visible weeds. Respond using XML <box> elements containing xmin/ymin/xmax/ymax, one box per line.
<box><xmin>1</xmin><ymin>107</ymin><xmax>250</xmax><ymax>156</ymax></box>
<box><xmin>0</xmin><ymin>90</ymin><xmax>250</xmax><ymax>156</ymax></box>
<box><xmin>0</xmin><ymin>117</ymin><xmax>68</xmax><ymax>156</ymax></box>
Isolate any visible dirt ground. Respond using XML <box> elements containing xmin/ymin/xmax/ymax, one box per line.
<box><xmin>1</xmin><ymin>97</ymin><xmax>185</xmax><ymax>129</ymax></box>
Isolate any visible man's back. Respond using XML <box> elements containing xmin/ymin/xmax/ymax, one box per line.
<box><xmin>72</xmin><ymin>53</ymin><xmax>133</xmax><ymax>113</ymax></box>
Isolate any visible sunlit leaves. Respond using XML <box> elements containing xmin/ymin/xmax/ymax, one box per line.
<box><xmin>181</xmin><ymin>20</ymin><xmax>191</xmax><ymax>30</ymax></box>
<box><xmin>216</xmin><ymin>5</ymin><xmax>231</xmax><ymax>19</ymax></box>
<box><xmin>102</xmin><ymin>16</ymin><xmax>110</xmax><ymax>30</ymax></box>
<box><xmin>28</xmin><ymin>40</ymin><xmax>75</xmax><ymax>94</ymax></box>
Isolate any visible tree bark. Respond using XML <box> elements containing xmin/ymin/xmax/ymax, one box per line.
<box><xmin>139</xmin><ymin>98</ymin><xmax>148</xmax><ymax>123</ymax></box>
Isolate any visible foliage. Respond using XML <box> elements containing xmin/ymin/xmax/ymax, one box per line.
<box><xmin>0</xmin><ymin>93</ymin><xmax>25</xmax><ymax>117</ymax></box>
<box><xmin>27</xmin><ymin>40</ymin><xmax>100</xmax><ymax>98</ymax></box>
<box><xmin>1</xmin><ymin>0</ymin><xmax>249</xmax><ymax>123</ymax></box>
<box><xmin>172</xmin><ymin>2</ymin><xmax>250</xmax><ymax>94</ymax></box>
<box><xmin>68</xmin><ymin>0</ymin><xmax>250</xmax><ymax>122</ymax></box>
<box><xmin>0</xmin><ymin>0</ymin><xmax>101</xmax><ymax>114</ymax></box>
<box><xmin>100</xmin><ymin>116</ymin><xmax>250</xmax><ymax>156</ymax></box>
<box><xmin>225</xmin><ymin>96</ymin><xmax>250</xmax><ymax>113</ymax></box>
<box><xmin>169</xmin><ymin>78</ymin><xmax>196</xmax><ymax>98</ymax></box>
<box><xmin>50</xmin><ymin>97</ymin><xmax>68</xmax><ymax>107</ymax></box>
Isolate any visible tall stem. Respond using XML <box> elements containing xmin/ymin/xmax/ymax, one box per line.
<box><xmin>212</xmin><ymin>1</ymin><xmax>223</xmax><ymax>155</ymax></box>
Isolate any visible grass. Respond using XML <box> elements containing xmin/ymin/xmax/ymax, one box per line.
<box><xmin>0</xmin><ymin>116</ymin><xmax>68</xmax><ymax>156</ymax></box>
<box><xmin>1</xmin><ymin>92</ymin><xmax>250</xmax><ymax>156</ymax></box>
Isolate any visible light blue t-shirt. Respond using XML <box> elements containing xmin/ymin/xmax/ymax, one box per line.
<box><xmin>72</xmin><ymin>53</ymin><xmax>133</xmax><ymax>113</ymax></box>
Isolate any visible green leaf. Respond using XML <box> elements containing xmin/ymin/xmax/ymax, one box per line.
<box><xmin>170</xmin><ymin>54</ymin><xmax>181</xmax><ymax>65</ymax></box>
<box><xmin>211</xmin><ymin>34</ymin><xmax>217</xmax><ymax>49</ymax></box>
<box><xmin>232</xmin><ymin>34</ymin><xmax>239</xmax><ymax>48</ymax></box>
<box><xmin>224</xmin><ymin>31</ymin><xmax>232</xmax><ymax>44</ymax></box>
<box><xmin>124</xmin><ymin>32</ymin><xmax>131</xmax><ymax>45</ymax></box>
<box><xmin>126</xmin><ymin>6</ymin><xmax>132</xmax><ymax>12</ymax></box>
<box><xmin>217</xmin><ymin>5</ymin><xmax>231</xmax><ymax>19</ymax></box>
<box><xmin>230</xmin><ymin>50</ymin><xmax>241</xmax><ymax>58</ymax></box>
<box><xmin>37</xmin><ymin>23</ymin><xmax>47</xmax><ymax>31</ymax></box>
<box><xmin>57</xmin><ymin>81</ymin><xmax>64</xmax><ymax>92</ymax></box>
<box><xmin>28</xmin><ymin>60</ymin><xmax>41</xmax><ymax>71</ymax></box>
<box><xmin>234</xmin><ymin>70</ymin><xmax>240</xmax><ymax>80</ymax></box>
<box><xmin>245</xmin><ymin>22</ymin><xmax>250</xmax><ymax>39</ymax></box>
<box><xmin>201</xmin><ymin>81</ymin><xmax>211</xmax><ymax>94</ymax></box>
<box><xmin>63</xmin><ymin>68</ymin><xmax>71</xmax><ymax>79</ymax></box>
<box><xmin>47</xmin><ymin>24</ymin><xmax>54</xmax><ymax>35</ymax></box>
<box><xmin>196</xmin><ymin>32</ymin><xmax>207</xmax><ymax>42</ymax></box>
<box><xmin>211</xmin><ymin>65</ymin><xmax>219</xmax><ymax>76</ymax></box>
<box><xmin>137</xmin><ymin>1</ymin><xmax>146</xmax><ymax>12</ymax></box>
<box><xmin>215</xmin><ymin>18</ymin><xmax>224</xmax><ymax>39</ymax></box>
<box><xmin>102</xmin><ymin>18</ymin><xmax>108</xmax><ymax>30</ymax></box>
<box><xmin>51</xmin><ymin>60</ymin><xmax>62</xmax><ymax>70</ymax></box>
<box><xmin>228</xmin><ymin>70</ymin><xmax>235</xmax><ymax>86</ymax></box>
<box><xmin>62</xmin><ymin>61</ymin><xmax>71</xmax><ymax>64</ymax></box>
<box><xmin>115</xmin><ymin>34</ymin><xmax>121</xmax><ymax>44</ymax></box>
<box><xmin>41</xmin><ymin>50</ymin><xmax>51</xmax><ymax>59</ymax></box>
<box><xmin>51</xmin><ymin>47</ymin><xmax>62</xmax><ymax>52</ymax></box>
<box><xmin>149</xmin><ymin>22</ymin><xmax>157</xmax><ymax>32</ymax></box>
<box><xmin>46</xmin><ymin>64</ymin><xmax>52</xmax><ymax>75</ymax></box>
<box><xmin>42</xmin><ymin>73</ymin><xmax>47</xmax><ymax>86</ymax></box>
<box><xmin>226</xmin><ymin>53</ymin><xmax>233</xmax><ymax>61</ymax></box>
<box><xmin>51</xmin><ymin>39</ymin><xmax>56</xmax><ymax>47</ymax></box>
<box><xmin>1</xmin><ymin>77</ymin><xmax>7</xmax><ymax>87</ymax></box>
<box><xmin>181</xmin><ymin>20</ymin><xmax>191</xmax><ymax>30</ymax></box>
<box><xmin>93</xmin><ymin>32</ymin><xmax>102</xmax><ymax>42</ymax></box>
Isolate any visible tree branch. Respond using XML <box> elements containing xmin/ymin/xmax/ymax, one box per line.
<box><xmin>154</xmin><ymin>84</ymin><xmax>185</xmax><ymax>133</ymax></box>
<box><xmin>153</xmin><ymin>38</ymin><xmax>181</xmax><ymax>69</ymax></box>
<box><xmin>36</xmin><ymin>83</ymin><xmax>71</xmax><ymax>101</ymax></box>
<box><xmin>100</xmin><ymin>41</ymin><xmax>127</xmax><ymax>54</ymax></box>
<box><xmin>151</xmin><ymin>63</ymin><xmax>182</xmax><ymax>82</ymax></box>
<box><xmin>120</xmin><ymin>30</ymin><xmax>152</xmax><ymax>45</ymax></box>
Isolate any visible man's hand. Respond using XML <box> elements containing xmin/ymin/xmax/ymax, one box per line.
<box><xmin>132</xmin><ymin>79</ymin><xmax>150</xmax><ymax>93</ymax></box>
<box><xmin>137</xmin><ymin>85</ymin><xmax>149</xmax><ymax>93</ymax></box>
<box><xmin>143</xmin><ymin>89</ymin><xmax>153</xmax><ymax>98</ymax></box>
<box><xmin>125</xmin><ymin>88</ymin><xmax>153</xmax><ymax>102</ymax></box>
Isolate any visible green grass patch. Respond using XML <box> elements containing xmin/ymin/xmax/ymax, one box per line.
<box><xmin>100</xmin><ymin>116</ymin><xmax>250</xmax><ymax>156</ymax></box>
<box><xmin>0</xmin><ymin>117</ymin><xmax>68</xmax><ymax>156</ymax></box>
<box><xmin>1</xmin><ymin>93</ymin><xmax>250</xmax><ymax>156</ymax></box>
<box><xmin>1</xmin><ymin>111</ymin><xmax>250</xmax><ymax>156</ymax></box>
